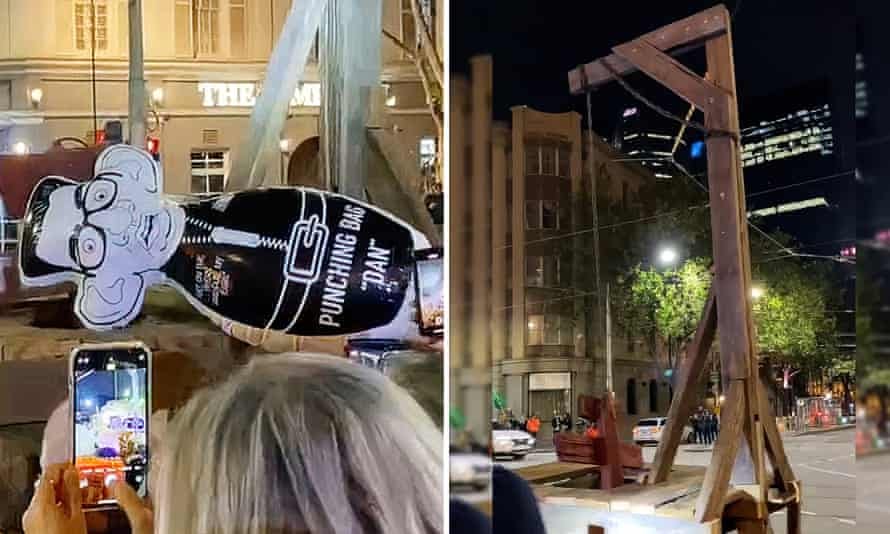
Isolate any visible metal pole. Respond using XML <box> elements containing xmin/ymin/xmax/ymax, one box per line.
<box><xmin>128</xmin><ymin>0</ymin><xmax>146</xmax><ymax>148</ymax></box>
<box><xmin>585</xmin><ymin>91</ymin><xmax>603</xmax><ymax>388</ymax></box>
<box><xmin>89</xmin><ymin>0</ymin><xmax>98</xmax><ymax>144</ymax></box>
<box><xmin>606</xmin><ymin>282</ymin><xmax>613</xmax><ymax>393</ymax></box>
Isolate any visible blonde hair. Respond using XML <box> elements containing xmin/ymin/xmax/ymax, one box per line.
<box><xmin>154</xmin><ymin>353</ymin><xmax>443</xmax><ymax>534</ymax></box>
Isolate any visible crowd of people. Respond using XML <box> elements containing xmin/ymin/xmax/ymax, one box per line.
<box><xmin>690</xmin><ymin>407</ymin><xmax>720</xmax><ymax>445</ymax></box>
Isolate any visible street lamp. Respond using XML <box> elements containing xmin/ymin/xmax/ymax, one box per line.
<box><xmin>29</xmin><ymin>87</ymin><xmax>43</xmax><ymax>108</ymax></box>
<box><xmin>751</xmin><ymin>286</ymin><xmax>765</xmax><ymax>300</ymax></box>
<box><xmin>657</xmin><ymin>246</ymin><xmax>678</xmax><ymax>267</ymax></box>
<box><xmin>279</xmin><ymin>139</ymin><xmax>292</xmax><ymax>183</ymax></box>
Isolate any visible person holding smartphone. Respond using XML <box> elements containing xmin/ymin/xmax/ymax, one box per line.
<box><xmin>24</xmin><ymin>352</ymin><xmax>443</xmax><ymax>534</ymax></box>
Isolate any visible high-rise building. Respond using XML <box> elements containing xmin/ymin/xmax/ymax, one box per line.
<box><xmin>613</xmin><ymin>105</ymin><xmax>691</xmax><ymax>181</ymax></box>
<box><xmin>740</xmin><ymin>104</ymin><xmax>834</xmax><ymax>169</ymax></box>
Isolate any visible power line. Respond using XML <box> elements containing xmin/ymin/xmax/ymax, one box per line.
<box><xmin>746</xmin><ymin>170</ymin><xmax>853</xmax><ymax>199</ymax></box>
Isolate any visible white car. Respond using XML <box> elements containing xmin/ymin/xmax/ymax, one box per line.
<box><xmin>491</xmin><ymin>429</ymin><xmax>535</xmax><ymax>459</ymax></box>
<box><xmin>632</xmin><ymin>417</ymin><xmax>692</xmax><ymax>446</ymax></box>
<box><xmin>450</xmin><ymin>450</ymin><xmax>491</xmax><ymax>492</ymax></box>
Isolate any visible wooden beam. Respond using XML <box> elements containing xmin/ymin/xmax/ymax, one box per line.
<box><xmin>612</xmin><ymin>39</ymin><xmax>729</xmax><ymax>115</ymax></box>
<box><xmin>695</xmin><ymin>380</ymin><xmax>745</xmax><ymax>522</ymax></box>
<box><xmin>568</xmin><ymin>4</ymin><xmax>729</xmax><ymax>94</ymax></box>
<box><xmin>649</xmin><ymin>287</ymin><xmax>717</xmax><ymax>484</ymax></box>
<box><xmin>759</xmin><ymin>388</ymin><xmax>796</xmax><ymax>490</ymax></box>
<box><xmin>787</xmin><ymin>480</ymin><xmax>802</xmax><ymax>534</ymax></box>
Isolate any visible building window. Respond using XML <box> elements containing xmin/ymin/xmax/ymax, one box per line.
<box><xmin>527</xmin><ymin>314</ymin><xmax>567</xmax><ymax>345</ymax></box>
<box><xmin>526</xmin><ymin>144</ymin><xmax>540</xmax><ymax>175</ymax></box>
<box><xmin>420</xmin><ymin>136</ymin><xmax>437</xmax><ymax>170</ymax></box>
<box><xmin>75</xmin><ymin>0</ymin><xmax>107</xmax><ymax>51</ymax></box>
<box><xmin>400</xmin><ymin>0</ymin><xmax>416</xmax><ymax>58</ymax></box>
<box><xmin>543</xmin><ymin>315</ymin><xmax>565</xmax><ymax>344</ymax></box>
<box><xmin>194</xmin><ymin>0</ymin><xmax>220</xmax><ymax>56</ymax></box>
<box><xmin>649</xmin><ymin>380</ymin><xmax>658</xmax><ymax>413</ymax></box>
<box><xmin>541</xmin><ymin>200</ymin><xmax>559</xmax><ymax>229</ymax></box>
<box><xmin>174</xmin><ymin>0</ymin><xmax>193</xmax><ymax>56</ymax></box>
<box><xmin>230</xmin><ymin>0</ymin><xmax>247</xmax><ymax>58</ymax></box>
<box><xmin>0</xmin><ymin>196</ymin><xmax>17</xmax><ymax>253</ymax></box>
<box><xmin>526</xmin><ymin>201</ymin><xmax>560</xmax><ymax>230</ymax></box>
<box><xmin>527</xmin><ymin>314</ymin><xmax>543</xmax><ymax>345</ymax></box>
<box><xmin>627</xmin><ymin>379</ymin><xmax>638</xmax><ymax>415</ymax></box>
<box><xmin>541</xmin><ymin>145</ymin><xmax>556</xmax><ymax>175</ymax></box>
<box><xmin>525</xmin><ymin>201</ymin><xmax>540</xmax><ymax>229</ymax></box>
<box><xmin>191</xmin><ymin>150</ymin><xmax>227</xmax><ymax>194</ymax></box>
<box><xmin>557</xmin><ymin>144</ymin><xmax>570</xmax><ymax>177</ymax></box>
<box><xmin>527</xmin><ymin>256</ymin><xmax>560</xmax><ymax>287</ymax></box>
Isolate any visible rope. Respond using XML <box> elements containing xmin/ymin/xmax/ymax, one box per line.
<box><xmin>595</xmin><ymin>57</ymin><xmax>740</xmax><ymax>142</ymax></box>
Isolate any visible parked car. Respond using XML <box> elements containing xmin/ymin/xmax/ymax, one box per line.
<box><xmin>632</xmin><ymin>417</ymin><xmax>692</xmax><ymax>446</ymax></box>
<box><xmin>449</xmin><ymin>446</ymin><xmax>491</xmax><ymax>492</ymax></box>
<box><xmin>491</xmin><ymin>427</ymin><xmax>535</xmax><ymax>459</ymax></box>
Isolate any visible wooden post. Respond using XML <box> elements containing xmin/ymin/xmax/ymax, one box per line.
<box><xmin>567</xmin><ymin>4</ymin><xmax>798</xmax><ymax>523</ymax></box>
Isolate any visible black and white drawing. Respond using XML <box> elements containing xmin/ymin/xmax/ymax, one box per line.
<box><xmin>19</xmin><ymin>145</ymin><xmax>428</xmax><ymax>336</ymax></box>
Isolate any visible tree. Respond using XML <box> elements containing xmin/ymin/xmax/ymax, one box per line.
<box><xmin>614</xmin><ymin>257</ymin><xmax>711</xmax><ymax>378</ymax></box>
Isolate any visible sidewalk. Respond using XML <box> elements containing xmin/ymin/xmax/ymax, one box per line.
<box><xmin>786</xmin><ymin>423</ymin><xmax>855</xmax><ymax>437</ymax></box>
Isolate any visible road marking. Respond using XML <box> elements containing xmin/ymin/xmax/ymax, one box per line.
<box><xmin>795</xmin><ymin>463</ymin><xmax>855</xmax><ymax>478</ymax></box>
<box><xmin>801</xmin><ymin>511</ymin><xmax>817</xmax><ymax>516</ymax></box>
<box><xmin>834</xmin><ymin>518</ymin><xmax>856</xmax><ymax>526</ymax></box>
<box><xmin>858</xmin><ymin>502</ymin><xmax>890</xmax><ymax>515</ymax></box>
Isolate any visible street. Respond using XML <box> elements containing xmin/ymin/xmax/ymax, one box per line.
<box><xmin>494</xmin><ymin>428</ymin><xmax>854</xmax><ymax>533</ymax></box>
<box><xmin>856</xmin><ymin>447</ymin><xmax>890</xmax><ymax>533</ymax></box>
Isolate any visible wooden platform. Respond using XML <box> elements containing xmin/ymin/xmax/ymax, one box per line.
<box><xmin>524</xmin><ymin>462</ymin><xmax>708</xmax><ymax>522</ymax></box>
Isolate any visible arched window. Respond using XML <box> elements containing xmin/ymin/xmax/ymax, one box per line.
<box><xmin>649</xmin><ymin>379</ymin><xmax>658</xmax><ymax>413</ymax></box>
<box><xmin>626</xmin><ymin>379</ymin><xmax>637</xmax><ymax>415</ymax></box>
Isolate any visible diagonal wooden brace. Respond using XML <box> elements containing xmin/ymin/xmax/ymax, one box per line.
<box><xmin>612</xmin><ymin>39</ymin><xmax>731</xmax><ymax>119</ymax></box>
<box><xmin>648</xmin><ymin>286</ymin><xmax>717</xmax><ymax>484</ymax></box>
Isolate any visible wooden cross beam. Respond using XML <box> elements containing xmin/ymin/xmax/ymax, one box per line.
<box><xmin>568</xmin><ymin>5</ymin><xmax>798</xmax><ymax>531</ymax></box>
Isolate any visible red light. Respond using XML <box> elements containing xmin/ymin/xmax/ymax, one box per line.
<box><xmin>146</xmin><ymin>137</ymin><xmax>159</xmax><ymax>154</ymax></box>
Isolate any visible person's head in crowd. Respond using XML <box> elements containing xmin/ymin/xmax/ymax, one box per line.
<box><xmin>26</xmin><ymin>352</ymin><xmax>442</xmax><ymax>534</ymax></box>
<box><xmin>154</xmin><ymin>353</ymin><xmax>442</xmax><ymax>533</ymax></box>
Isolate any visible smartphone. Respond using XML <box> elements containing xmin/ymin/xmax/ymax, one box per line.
<box><xmin>70</xmin><ymin>342</ymin><xmax>151</xmax><ymax>509</ymax></box>
<box><xmin>414</xmin><ymin>248</ymin><xmax>444</xmax><ymax>337</ymax></box>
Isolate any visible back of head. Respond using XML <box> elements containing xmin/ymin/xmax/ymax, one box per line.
<box><xmin>155</xmin><ymin>353</ymin><xmax>443</xmax><ymax>534</ymax></box>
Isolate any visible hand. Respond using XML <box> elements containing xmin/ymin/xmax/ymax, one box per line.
<box><xmin>111</xmin><ymin>482</ymin><xmax>153</xmax><ymax>534</ymax></box>
<box><xmin>22</xmin><ymin>463</ymin><xmax>87</xmax><ymax>534</ymax></box>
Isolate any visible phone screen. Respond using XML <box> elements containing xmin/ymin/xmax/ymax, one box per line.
<box><xmin>72</xmin><ymin>346</ymin><xmax>150</xmax><ymax>507</ymax></box>
<box><xmin>414</xmin><ymin>249</ymin><xmax>444</xmax><ymax>337</ymax></box>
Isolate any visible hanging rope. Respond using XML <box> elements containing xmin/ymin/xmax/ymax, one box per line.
<box><xmin>595</xmin><ymin>57</ymin><xmax>739</xmax><ymax>141</ymax></box>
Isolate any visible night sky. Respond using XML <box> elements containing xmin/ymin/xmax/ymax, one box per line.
<box><xmin>450</xmin><ymin>0</ymin><xmax>856</xmax><ymax>255</ymax></box>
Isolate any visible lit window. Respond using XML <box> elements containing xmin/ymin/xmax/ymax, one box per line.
<box><xmin>75</xmin><ymin>0</ymin><xmax>107</xmax><ymax>51</ymax></box>
<box><xmin>419</xmin><ymin>136</ymin><xmax>436</xmax><ymax>169</ymax></box>
<box><xmin>526</xmin><ymin>257</ymin><xmax>544</xmax><ymax>287</ymax></box>
<box><xmin>191</xmin><ymin>150</ymin><xmax>228</xmax><ymax>194</ymax></box>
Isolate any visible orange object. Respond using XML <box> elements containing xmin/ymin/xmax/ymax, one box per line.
<box><xmin>585</xmin><ymin>426</ymin><xmax>600</xmax><ymax>439</ymax></box>
<box><xmin>527</xmin><ymin>416</ymin><xmax>541</xmax><ymax>433</ymax></box>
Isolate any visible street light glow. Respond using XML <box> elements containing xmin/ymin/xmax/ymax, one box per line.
<box><xmin>150</xmin><ymin>87</ymin><xmax>165</xmax><ymax>106</ymax></box>
<box><xmin>751</xmin><ymin>286</ymin><xmax>764</xmax><ymax>300</ymax></box>
<box><xmin>279</xmin><ymin>138</ymin><xmax>291</xmax><ymax>153</ymax></box>
<box><xmin>11</xmin><ymin>141</ymin><xmax>29</xmax><ymax>155</ymax></box>
<box><xmin>658</xmin><ymin>247</ymin><xmax>677</xmax><ymax>266</ymax></box>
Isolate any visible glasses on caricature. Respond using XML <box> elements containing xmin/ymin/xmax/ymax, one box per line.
<box><xmin>68</xmin><ymin>177</ymin><xmax>118</xmax><ymax>272</ymax></box>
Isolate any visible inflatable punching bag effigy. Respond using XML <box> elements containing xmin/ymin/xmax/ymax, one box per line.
<box><xmin>18</xmin><ymin>145</ymin><xmax>429</xmax><ymax>335</ymax></box>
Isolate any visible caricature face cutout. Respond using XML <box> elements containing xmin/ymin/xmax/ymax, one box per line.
<box><xmin>19</xmin><ymin>145</ymin><xmax>184</xmax><ymax>329</ymax></box>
